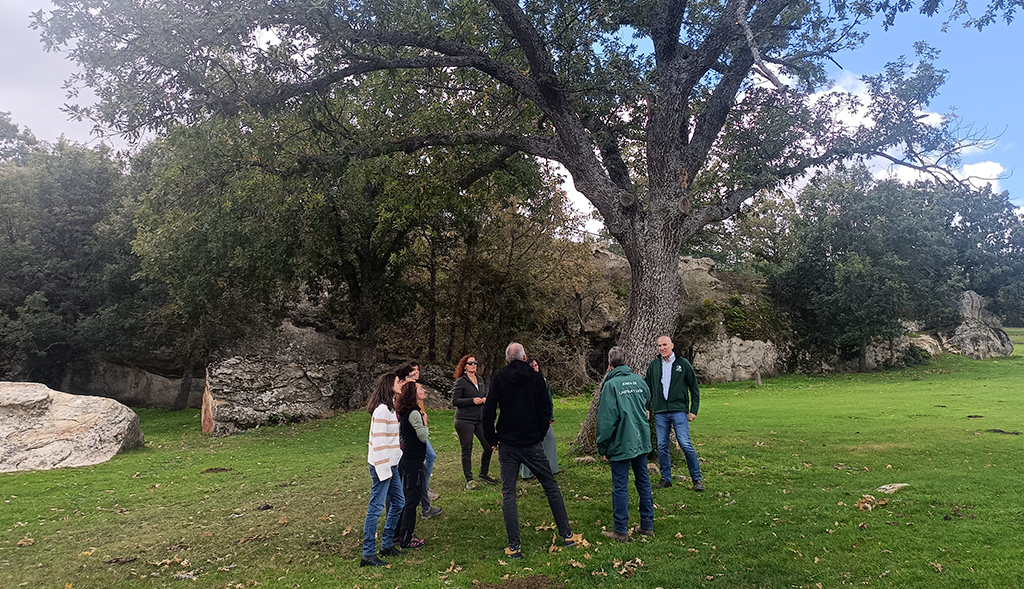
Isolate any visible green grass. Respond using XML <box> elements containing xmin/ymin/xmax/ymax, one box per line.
<box><xmin>3</xmin><ymin>333</ymin><xmax>1023</xmax><ymax>589</ymax></box>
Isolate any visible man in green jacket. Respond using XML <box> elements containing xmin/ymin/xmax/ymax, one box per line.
<box><xmin>597</xmin><ymin>346</ymin><xmax>655</xmax><ymax>542</ymax></box>
<box><xmin>644</xmin><ymin>335</ymin><xmax>704</xmax><ymax>492</ymax></box>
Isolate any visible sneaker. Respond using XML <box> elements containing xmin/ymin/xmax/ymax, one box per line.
<box><xmin>404</xmin><ymin>537</ymin><xmax>426</xmax><ymax>549</ymax></box>
<box><xmin>466</xmin><ymin>479</ymin><xmax>479</xmax><ymax>490</ymax></box>
<box><xmin>380</xmin><ymin>546</ymin><xmax>405</xmax><ymax>556</ymax></box>
<box><xmin>360</xmin><ymin>554</ymin><xmax>387</xmax><ymax>567</ymax></box>
<box><xmin>422</xmin><ymin>506</ymin><xmax>443</xmax><ymax>520</ymax></box>
<box><xmin>632</xmin><ymin>525</ymin><xmax>655</xmax><ymax>537</ymax></box>
<box><xmin>427</xmin><ymin>489</ymin><xmax>440</xmax><ymax>500</ymax></box>
<box><xmin>562</xmin><ymin>532</ymin><xmax>583</xmax><ymax>548</ymax></box>
<box><xmin>479</xmin><ymin>474</ymin><xmax>499</xmax><ymax>485</ymax></box>
<box><xmin>504</xmin><ymin>546</ymin><xmax>523</xmax><ymax>560</ymax></box>
<box><xmin>653</xmin><ymin>478</ymin><xmax>673</xmax><ymax>489</ymax></box>
<box><xmin>691</xmin><ymin>480</ymin><xmax>704</xmax><ymax>492</ymax></box>
<box><xmin>601</xmin><ymin>529</ymin><xmax>629</xmax><ymax>543</ymax></box>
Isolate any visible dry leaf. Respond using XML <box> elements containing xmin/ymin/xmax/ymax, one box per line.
<box><xmin>929</xmin><ymin>562</ymin><xmax>944</xmax><ymax>573</ymax></box>
<box><xmin>278</xmin><ymin>515</ymin><xmax>288</xmax><ymax>525</ymax></box>
<box><xmin>567</xmin><ymin>559</ymin><xmax>585</xmax><ymax>569</ymax></box>
<box><xmin>17</xmin><ymin>538</ymin><xmax>34</xmax><ymax>547</ymax></box>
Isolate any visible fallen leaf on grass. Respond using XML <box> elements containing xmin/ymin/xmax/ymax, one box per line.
<box><xmin>567</xmin><ymin>559</ymin><xmax>585</xmax><ymax>569</ymax></box>
<box><xmin>341</xmin><ymin>526</ymin><xmax>351</xmax><ymax>536</ymax></box>
<box><xmin>929</xmin><ymin>562</ymin><xmax>944</xmax><ymax>573</ymax></box>
<box><xmin>441</xmin><ymin>560</ymin><xmax>462</xmax><ymax>574</ymax></box>
<box><xmin>17</xmin><ymin>538</ymin><xmax>34</xmax><ymax>547</ymax></box>
<box><xmin>591</xmin><ymin>570</ymin><xmax>608</xmax><ymax>576</ymax></box>
<box><xmin>104</xmin><ymin>557</ymin><xmax>137</xmax><ymax>566</ymax></box>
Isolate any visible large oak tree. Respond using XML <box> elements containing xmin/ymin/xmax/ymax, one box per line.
<box><xmin>36</xmin><ymin>0</ymin><xmax>999</xmax><ymax>448</ymax></box>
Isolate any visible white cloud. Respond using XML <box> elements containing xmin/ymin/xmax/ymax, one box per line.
<box><xmin>960</xmin><ymin>161</ymin><xmax>1005</xmax><ymax>192</ymax></box>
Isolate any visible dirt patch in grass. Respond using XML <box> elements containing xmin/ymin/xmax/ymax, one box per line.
<box><xmin>843</xmin><ymin>443</ymin><xmax>910</xmax><ymax>453</ymax></box>
<box><xmin>476</xmin><ymin>575</ymin><xmax>558</xmax><ymax>589</ymax></box>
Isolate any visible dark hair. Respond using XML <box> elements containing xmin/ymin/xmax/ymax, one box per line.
<box><xmin>365</xmin><ymin>373</ymin><xmax>399</xmax><ymax>414</ymax></box>
<box><xmin>396</xmin><ymin>362</ymin><xmax>419</xmax><ymax>381</ymax></box>
<box><xmin>394</xmin><ymin>381</ymin><xmax>421</xmax><ymax>416</ymax></box>
<box><xmin>608</xmin><ymin>346</ymin><xmax>627</xmax><ymax>367</ymax></box>
<box><xmin>454</xmin><ymin>354</ymin><xmax>475</xmax><ymax>379</ymax></box>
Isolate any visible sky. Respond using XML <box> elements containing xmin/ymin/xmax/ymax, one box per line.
<box><xmin>1</xmin><ymin>0</ymin><xmax>1020</xmax><ymax>216</ymax></box>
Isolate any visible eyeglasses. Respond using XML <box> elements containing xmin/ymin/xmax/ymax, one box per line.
<box><xmin>467</xmin><ymin>361</ymin><xmax>478</xmax><ymax>365</ymax></box>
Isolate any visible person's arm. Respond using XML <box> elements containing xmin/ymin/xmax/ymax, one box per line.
<box><xmin>451</xmin><ymin>378</ymin><xmax>473</xmax><ymax>408</ymax></box>
<box><xmin>684</xmin><ymin>359</ymin><xmax>700</xmax><ymax>418</ymax></box>
<box><xmin>483</xmin><ymin>377</ymin><xmax>500</xmax><ymax>447</ymax></box>
<box><xmin>595</xmin><ymin>381</ymin><xmax>617</xmax><ymax>457</ymax></box>
<box><xmin>409</xmin><ymin>410</ymin><xmax>429</xmax><ymax>443</ymax></box>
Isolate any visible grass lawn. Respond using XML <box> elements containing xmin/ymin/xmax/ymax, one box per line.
<box><xmin>3</xmin><ymin>331</ymin><xmax>1023</xmax><ymax>588</ymax></box>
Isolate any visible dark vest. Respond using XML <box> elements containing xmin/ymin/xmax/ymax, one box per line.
<box><xmin>398</xmin><ymin>409</ymin><xmax>427</xmax><ymax>465</ymax></box>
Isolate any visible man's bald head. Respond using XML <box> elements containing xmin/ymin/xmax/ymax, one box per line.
<box><xmin>656</xmin><ymin>335</ymin><xmax>674</xmax><ymax>360</ymax></box>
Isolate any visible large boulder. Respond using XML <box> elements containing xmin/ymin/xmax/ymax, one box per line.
<box><xmin>694</xmin><ymin>334</ymin><xmax>783</xmax><ymax>383</ymax></box>
<box><xmin>61</xmin><ymin>357</ymin><xmax>205</xmax><ymax>408</ymax></box>
<box><xmin>941</xmin><ymin>291</ymin><xmax>1014</xmax><ymax>359</ymax></box>
<box><xmin>0</xmin><ymin>382</ymin><xmax>144</xmax><ymax>473</ymax></box>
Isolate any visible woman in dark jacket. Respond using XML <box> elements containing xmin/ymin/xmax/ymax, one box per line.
<box><xmin>451</xmin><ymin>354</ymin><xmax>496</xmax><ymax>489</ymax></box>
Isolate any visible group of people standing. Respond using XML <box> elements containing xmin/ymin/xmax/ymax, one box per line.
<box><xmin>360</xmin><ymin>335</ymin><xmax>703</xmax><ymax>565</ymax></box>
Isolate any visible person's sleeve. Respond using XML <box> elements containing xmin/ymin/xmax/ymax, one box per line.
<box><xmin>595</xmin><ymin>381</ymin><xmax>617</xmax><ymax>456</ymax></box>
<box><xmin>410</xmin><ymin>410</ymin><xmax>429</xmax><ymax>442</ymax></box>
<box><xmin>685</xmin><ymin>361</ymin><xmax>700</xmax><ymax>415</ymax></box>
<box><xmin>536</xmin><ymin>375</ymin><xmax>552</xmax><ymax>433</ymax></box>
<box><xmin>483</xmin><ymin>376</ymin><xmax>500</xmax><ymax>446</ymax></box>
<box><xmin>451</xmin><ymin>379</ymin><xmax>471</xmax><ymax>408</ymax></box>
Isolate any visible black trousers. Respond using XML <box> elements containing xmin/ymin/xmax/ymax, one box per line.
<box><xmin>397</xmin><ymin>458</ymin><xmax>423</xmax><ymax>547</ymax></box>
<box><xmin>454</xmin><ymin>419</ymin><xmax>492</xmax><ymax>481</ymax></box>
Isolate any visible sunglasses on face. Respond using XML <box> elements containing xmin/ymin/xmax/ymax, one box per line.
<box><xmin>467</xmin><ymin>361</ymin><xmax>478</xmax><ymax>365</ymax></box>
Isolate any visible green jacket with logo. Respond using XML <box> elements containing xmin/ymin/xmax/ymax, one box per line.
<box><xmin>596</xmin><ymin>365</ymin><xmax>652</xmax><ymax>461</ymax></box>
<box><xmin>644</xmin><ymin>355</ymin><xmax>700</xmax><ymax>416</ymax></box>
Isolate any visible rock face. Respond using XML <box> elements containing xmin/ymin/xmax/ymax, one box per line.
<box><xmin>203</xmin><ymin>356</ymin><xmax>347</xmax><ymax>437</ymax></box>
<box><xmin>62</xmin><ymin>357</ymin><xmax>205</xmax><ymax>408</ymax></box>
<box><xmin>941</xmin><ymin>291</ymin><xmax>1014</xmax><ymax>360</ymax></box>
<box><xmin>0</xmin><ymin>382</ymin><xmax>144</xmax><ymax>473</ymax></box>
<box><xmin>202</xmin><ymin>321</ymin><xmax>457</xmax><ymax>436</ymax></box>
<box><xmin>694</xmin><ymin>335</ymin><xmax>783</xmax><ymax>383</ymax></box>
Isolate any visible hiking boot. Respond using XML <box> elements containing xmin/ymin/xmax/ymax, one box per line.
<box><xmin>601</xmin><ymin>529</ymin><xmax>629</xmax><ymax>543</ymax></box>
<box><xmin>563</xmin><ymin>532</ymin><xmax>584</xmax><ymax>548</ymax></box>
<box><xmin>380</xmin><ymin>546</ymin><xmax>405</xmax><ymax>557</ymax></box>
<box><xmin>504</xmin><ymin>546</ymin><xmax>523</xmax><ymax>560</ymax></box>
<box><xmin>653</xmin><ymin>478</ymin><xmax>673</xmax><ymax>489</ymax></box>
<box><xmin>479</xmin><ymin>474</ymin><xmax>499</xmax><ymax>485</ymax></box>
<box><xmin>466</xmin><ymin>479</ymin><xmax>479</xmax><ymax>490</ymax></box>
<box><xmin>360</xmin><ymin>554</ymin><xmax>387</xmax><ymax>567</ymax></box>
<box><xmin>691</xmin><ymin>480</ymin><xmax>704</xmax><ymax>492</ymax></box>
<box><xmin>422</xmin><ymin>506</ymin><xmax>443</xmax><ymax>520</ymax></box>
<box><xmin>632</xmin><ymin>525</ymin><xmax>655</xmax><ymax>537</ymax></box>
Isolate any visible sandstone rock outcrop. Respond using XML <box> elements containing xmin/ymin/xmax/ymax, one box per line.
<box><xmin>0</xmin><ymin>382</ymin><xmax>144</xmax><ymax>473</ymax></box>
<box><xmin>940</xmin><ymin>291</ymin><xmax>1014</xmax><ymax>360</ymax></box>
<box><xmin>694</xmin><ymin>335</ymin><xmax>783</xmax><ymax>383</ymax></box>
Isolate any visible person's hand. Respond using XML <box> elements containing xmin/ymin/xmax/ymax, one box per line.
<box><xmin>475</xmin><ymin>397</ymin><xmax>484</xmax><ymax>405</ymax></box>
<box><xmin>601</xmin><ymin>455</ymin><xmax>608</xmax><ymax>462</ymax></box>
<box><xmin>688</xmin><ymin>412</ymin><xmax>696</xmax><ymax>422</ymax></box>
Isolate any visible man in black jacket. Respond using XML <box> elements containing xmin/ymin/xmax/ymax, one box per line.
<box><xmin>484</xmin><ymin>342</ymin><xmax>582</xmax><ymax>559</ymax></box>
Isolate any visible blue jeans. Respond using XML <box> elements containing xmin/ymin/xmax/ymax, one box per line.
<box><xmin>420</xmin><ymin>440</ymin><xmax>436</xmax><ymax>508</ymax></box>
<box><xmin>498</xmin><ymin>442</ymin><xmax>572</xmax><ymax>550</ymax></box>
<box><xmin>362</xmin><ymin>465</ymin><xmax>404</xmax><ymax>558</ymax></box>
<box><xmin>655</xmin><ymin>411</ymin><xmax>702</xmax><ymax>482</ymax></box>
<box><xmin>610</xmin><ymin>454</ymin><xmax>654</xmax><ymax>534</ymax></box>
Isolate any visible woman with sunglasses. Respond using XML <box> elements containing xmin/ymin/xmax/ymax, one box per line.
<box><xmin>451</xmin><ymin>354</ymin><xmax>497</xmax><ymax>489</ymax></box>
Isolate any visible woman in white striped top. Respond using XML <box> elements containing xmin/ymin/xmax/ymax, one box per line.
<box><xmin>360</xmin><ymin>373</ymin><xmax>406</xmax><ymax>567</ymax></box>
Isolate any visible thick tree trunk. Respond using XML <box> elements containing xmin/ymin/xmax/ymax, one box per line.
<box><xmin>570</xmin><ymin>220</ymin><xmax>686</xmax><ymax>454</ymax></box>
